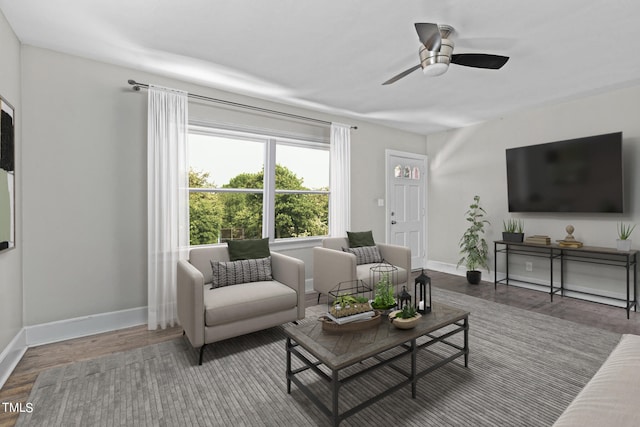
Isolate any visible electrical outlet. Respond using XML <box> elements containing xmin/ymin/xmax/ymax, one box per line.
<box><xmin>525</xmin><ymin>262</ymin><xmax>533</xmax><ymax>272</ymax></box>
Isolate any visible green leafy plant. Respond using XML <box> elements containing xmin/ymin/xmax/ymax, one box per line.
<box><xmin>457</xmin><ymin>195</ymin><xmax>491</xmax><ymax>272</ymax></box>
<box><xmin>371</xmin><ymin>273</ymin><xmax>396</xmax><ymax>310</ymax></box>
<box><xmin>394</xmin><ymin>304</ymin><xmax>418</xmax><ymax>319</ymax></box>
<box><xmin>503</xmin><ymin>218</ymin><xmax>524</xmax><ymax>233</ymax></box>
<box><xmin>617</xmin><ymin>222</ymin><xmax>636</xmax><ymax>240</ymax></box>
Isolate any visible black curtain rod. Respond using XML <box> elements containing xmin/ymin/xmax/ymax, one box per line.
<box><xmin>127</xmin><ymin>80</ymin><xmax>357</xmax><ymax>130</ymax></box>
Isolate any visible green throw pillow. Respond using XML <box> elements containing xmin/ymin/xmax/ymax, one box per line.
<box><xmin>347</xmin><ymin>230</ymin><xmax>376</xmax><ymax>248</ymax></box>
<box><xmin>227</xmin><ymin>238</ymin><xmax>271</xmax><ymax>261</ymax></box>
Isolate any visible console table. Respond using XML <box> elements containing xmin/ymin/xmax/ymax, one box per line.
<box><xmin>494</xmin><ymin>240</ymin><xmax>638</xmax><ymax>318</ymax></box>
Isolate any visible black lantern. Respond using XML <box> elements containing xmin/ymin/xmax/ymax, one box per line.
<box><xmin>397</xmin><ymin>286</ymin><xmax>411</xmax><ymax>310</ymax></box>
<box><xmin>414</xmin><ymin>269</ymin><xmax>431</xmax><ymax>314</ymax></box>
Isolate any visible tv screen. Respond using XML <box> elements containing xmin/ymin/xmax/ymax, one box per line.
<box><xmin>506</xmin><ymin>132</ymin><xmax>623</xmax><ymax>213</ymax></box>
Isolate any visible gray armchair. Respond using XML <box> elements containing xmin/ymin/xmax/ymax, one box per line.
<box><xmin>312</xmin><ymin>237</ymin><xmax>411</xmax><ymax>303</ymax></box>
<box><xmin>177</xmin><ymin>245</ymin><xmax>305</xmax><ymax>364</ymax></box>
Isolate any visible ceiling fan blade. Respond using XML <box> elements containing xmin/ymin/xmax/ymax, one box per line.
<box><xmin>414</xmin><ymin>23</ymin><xmax>441</xmax><ymax>51</ymax></box>
<box><xmin>451</xmin><ymin>53</ymin><xmax>509</xmax><ymax>69</ymax></box>
<box><xmin>382</xmin><ymin>64</ymin><xmax>422</xmax><ymax>85</ymax></box>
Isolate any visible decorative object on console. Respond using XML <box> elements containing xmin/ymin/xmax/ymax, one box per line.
<box><xmin>414</xmin><ymin>269</ymin><xmax>432</xmax><ymax>314</ymax></box>
<box><xmin>525</xmin><ymin>235</ymin><xmax>551</xmax><ymax>245</ymax></box>
<box><xmin>457</xmin><ymin>195</ymin><xmax>490</xmax><ymax>284</ymax></box>
<box><xmin>502</xmin><ymin>219</ymin><xmax>524</xmax><ymax>242</ymax></box>
<box><xmin>617</xmin><ymin>222</ymin><xmax>635</xmax><ymax>252</ymax></box>
<box><xmin>557</xmin><ymin>225</ymin><xmax>583</xmax><ymax>248</ymax></box>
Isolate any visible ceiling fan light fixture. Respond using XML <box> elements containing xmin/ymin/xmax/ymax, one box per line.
<box><xmin>422</xmin><ymin>63</ymin><xmax>449</xmax><ymax>76</ymax></box>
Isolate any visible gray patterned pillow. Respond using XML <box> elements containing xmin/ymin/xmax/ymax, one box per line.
<box><xmin>344</xmin><ymin>246</ymin><xmax>382</xmax><ymax>265</ymax></box>
<box><xmin>210</xmin><ymin>256</ymin><xmax>272</xmax><ymax>288</ymax></box>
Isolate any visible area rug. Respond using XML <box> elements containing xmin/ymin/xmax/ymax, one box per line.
<box><xmin>17</xmin><ymin>288</ymin><xmax>621</xmax><ymax>427</ymax></box>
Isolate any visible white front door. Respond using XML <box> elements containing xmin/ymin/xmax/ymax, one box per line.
<box><xmin>385</xmin><ymin>150</ymin><xmax>427</xmax><ymax>270</ymax></box>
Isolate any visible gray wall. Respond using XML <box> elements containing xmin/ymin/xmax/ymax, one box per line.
<box><xmin>20</xmin><ymin>45</ymin><xmax>426</xmax><ymax>325</ymax></box>
<box><xmin>427</xmin><ymin>85</ymin><xmax>640</xmax><ymax>298</ymax></box>
<box><xmin>0</xmin><ymin>10</ymin><xmax>22</xmax><ymax>356</ymax></box>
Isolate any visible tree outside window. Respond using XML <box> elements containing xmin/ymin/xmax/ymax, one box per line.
<box><xmin>188</xmin><ymin>130</ymin><xmax>329</xmax><ymax>245</ymax></box>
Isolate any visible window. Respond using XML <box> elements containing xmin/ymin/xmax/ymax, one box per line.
<box><xmin>188</xmin><ymin>126</ymin><xmax>329</xmax><ymax>245</ymax></box>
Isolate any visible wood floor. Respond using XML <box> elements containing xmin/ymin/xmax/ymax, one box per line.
<box><xmin>1</xmin><ymin>270</ymin><xmax>639</xmax><ymax>426</ymax></box>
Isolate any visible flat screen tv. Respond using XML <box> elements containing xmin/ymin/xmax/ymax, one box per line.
<box><xmin>506</xmin><ymin>132</ymin><xmax>623</xmax><ymax>213</ymax></box>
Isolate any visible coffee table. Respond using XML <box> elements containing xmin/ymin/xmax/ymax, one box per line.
<box><xmin>285</xmin><ymin>302</ymin><xmax>469</xmax><ymax>426</ymax></box>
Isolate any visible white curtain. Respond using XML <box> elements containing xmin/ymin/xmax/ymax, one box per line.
<box><xmin>329</xmin><ymin>122</ymin><xmax>351</xmax><ymax>236</ymax></box>
<box><xmin>147</xmin><ymin>85</ymin><xmax>189</xmax><ymax>330</ymax></box>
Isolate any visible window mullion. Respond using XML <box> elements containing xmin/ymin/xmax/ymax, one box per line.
<box><xmin>263</xmin><ymin>139</ymin><xmax>276</xmax><ymax>241</ymax></box>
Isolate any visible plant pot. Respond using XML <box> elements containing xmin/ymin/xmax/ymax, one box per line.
<box><xmin>466</xmin><ymin>270</ymin><xmax>482</xmax><ymax>285</ymax></box>
<box><xmin>502</xmin><ymin>232</ymin><xmax>524</xmax><ymax>243</ymax></box>
<box><xmin>617</xmin><ymin>239</ymin><xmax>632</xmax><ymax>252</ymax></box>
<box><xmin>388</xmin><ymin>311</ymin><xmax>422</xmax><ymax>329</ymax></box>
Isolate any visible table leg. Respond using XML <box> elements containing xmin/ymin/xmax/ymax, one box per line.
<box><xmin>411</xmin><ymin>339</ymin><xmax>417</xmax><ymax>398</ymax></box>
<box><xmin>332</xmin><ymin>369</ymin><xmax>340</xmax><ymax>427</ymax></box>
<box><xmin>286</xmin><ymin>337</ymin><xmax>292</xmax><ymax>394</ymax></box>
<box><xmin>464</xmin><ymin>316</ymin><xmax>469</xmax><ymax>367</ymax></box>
<box><xmin>627</xmin><ymin>255</ymin><xmax>631</xmax><ymax>319</ymax></box>
<box><xmin>635</xmin><ymin>256</ymin><xmax>638</xmax><ymax>313</ymax></box>
<box><xmin>494</xmin><ymin>242</ymin><xmax>498</xmax><ymax>290</ymax></box>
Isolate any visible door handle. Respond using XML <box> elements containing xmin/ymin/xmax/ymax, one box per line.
<box><xmin>391</xmin><ymin>220</ymin><xmax>397</xmax><ymax>225</ymax></box>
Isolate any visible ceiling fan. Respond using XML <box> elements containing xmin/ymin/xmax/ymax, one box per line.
<box><xmin>382</xmin><ymin>23</ymin><xmax>509</xmax><ymax>85</ymax></box>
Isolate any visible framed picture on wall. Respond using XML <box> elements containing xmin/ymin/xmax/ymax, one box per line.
<box><xmin>0</xmin><ymin>96</ymin><xmax>15</xmax><ymax>251</ymax></box>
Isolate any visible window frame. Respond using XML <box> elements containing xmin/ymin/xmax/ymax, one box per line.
<box><xmin>188</xmin><ymin>123</ymin><xmax>330</xmax><ymax>246</ymax></box>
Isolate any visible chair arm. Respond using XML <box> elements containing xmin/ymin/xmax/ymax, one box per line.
<box><xmin>177</xmin><ymin>259</ymin><xmax>205</xmax><ymax>348</ymax></box>
<box><xmin>312</xmin><ymin>247</ymin><xmax>358</xmax><ymax>296</ymax></box>
<box><xmin>271</xmin><ymin>252</ymin><xmax>306</xmax><ymax>319</ymax></box>
<box><xmin>377</xmin><ymin>242</ymin><xmax>412</xmax><ymax>274</ymax></box>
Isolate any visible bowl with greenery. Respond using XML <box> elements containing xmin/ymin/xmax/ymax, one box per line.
<box><xmin>388</xmin><ymin>305</ymin><xmax>421</xmax><ymax>329</ymax></box>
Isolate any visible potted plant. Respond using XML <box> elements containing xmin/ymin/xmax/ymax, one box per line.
<box><xmin>502</xmin><ymin>219</ymin><xmax>524</xmax><ymax>242</ymax></box>
<box><xmin>371</xmin><ymin>272</ymin><xmax>397</xmax><ymax>312</ymax></box>
<box><xmin>389</xmin><ymin>304</ymin><xmax>422</xmax><ymax>329</ymax></box>
<box><xmin>617</xmin><ymin>222</ymin><xmax>635</xmax><ymax>252</ymax></box>
<box><xmin>457</xmin><ymin>195</ymin><xmax>490</xmax><ymax>284</ymax></box>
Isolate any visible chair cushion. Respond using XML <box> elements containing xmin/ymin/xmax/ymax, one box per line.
<box><xmin>347</xmin><ymin>230</ymin><xmax>375</xmax><ymax>247</ymax></box>
<box><xmin>357</xmin><ymin>263</ymin><xmax>408</xmax><ymax>288</ymax></box>
<box><xmin>344</xmin><ymin>246</ymin><xmax>383</xmax><ymax>265</ymax></box>
<box><xmin>204</xmin><ymin>281</ymin><xmax>298</xmax><ymax>326</ymax></box>
<box><xmin>210</xmin><ymin>257</ymin><xmax>272</xmax><ymax>288</ymax></box>
<box><xmin>227</xmin><ymin>238</ymin><xmax>270</xmax><ymax>261</ymax></box>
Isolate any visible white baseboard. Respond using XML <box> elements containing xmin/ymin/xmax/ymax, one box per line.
<box><xmin>24</xmin><ymin>306</ymin><xmax>148</xmax><ymax>347</ymax></box>
<box><xmin>304</xmin><ymin>278</ymin><xmax>314</xmax><ymax>293</ymax></box>
<box><xmin>428</xmin><ymin>260</ymin><xmax>627</xmax><ymax>308</ymax></box>
<box><xmin>0</xmin><ymin>329</ymin><xmax>27</xmax><ymax>390</ymax></box>
<box><xmin>426</xmin><ymin>260</ymin><xmax>494</xmax><ymax>282</ymax></box>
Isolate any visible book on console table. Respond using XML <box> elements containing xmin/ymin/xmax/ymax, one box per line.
<box><xmin>524</xmin><ymin>235</ymin><xmax>551</xmax><ymax>245</ymax></box>
<box><xmin>557</xmin><ymin>240</ymin><xmax>584</xmax><ymax>248</ymax></box>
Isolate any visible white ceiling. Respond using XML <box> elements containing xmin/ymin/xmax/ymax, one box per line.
<box><xmin>3</xmin><ymin>0</ymin><xmax>640</xmax><ymax>135</ymax></box>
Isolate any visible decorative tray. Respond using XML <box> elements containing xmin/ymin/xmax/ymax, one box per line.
<box><xmin>319</xmin><ymin>311</ymin><xmax>382</xmax><ymax>333</ymax></box>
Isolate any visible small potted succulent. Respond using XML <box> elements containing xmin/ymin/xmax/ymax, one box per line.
<box><xmin>502</xmin><ymin>219</ymin><xmax>524</xmax><ymax>243</ymax></box>
<box><xmin>617</xmin><ymin>222</ymin><xmax>635</xmax><ymax>252</ymax></box>
<box><xmin>389</xmin><ymin>304</ymin><xmax>421</xmax><ymax>329</ymax></box>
